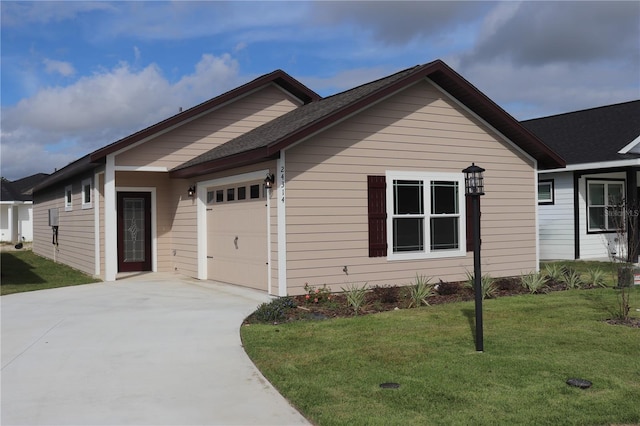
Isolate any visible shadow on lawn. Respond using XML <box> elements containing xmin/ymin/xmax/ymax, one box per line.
<box><xmin>461</xmin><ymin>308</ymin><xmax>476</xmax><ymax>343</ymax></box>
<box><xmin>0</xmin><ymin>252</ymin><xmax>45</xmax><ymax>285</ymax></box>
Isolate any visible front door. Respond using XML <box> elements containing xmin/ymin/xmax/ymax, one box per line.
<box><xmin>117</xmin><ymin>192</ymin><xmax>152</xmax><ymax>272</ymax></box>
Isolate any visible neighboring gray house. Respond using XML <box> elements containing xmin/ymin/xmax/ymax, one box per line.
<box><xmin>523</xmin><ymin>100</ymin><xmax>640</xmax><ymax>261</ymax></box>
<box><xmin>1</xmin><ymin>173</ymin><xmax>49</xmax><ymax>242</ymax></box>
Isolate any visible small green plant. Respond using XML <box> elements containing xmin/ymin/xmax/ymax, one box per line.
<box><xmin>562</xmin><ymin>269</ymin><xmax>584</xmax><ymax>289</ymax></box>
<box><xmin>520</xmin><ymin>272</ymin><xmax>548</xmax><ymax>294</ymax></box>
<box><xmin>544</xmin><ymin>263</ymin><xmax>564</xmax><ymax>283</ymax></box>
<box><xmin>252</xmin><ymin>296</ymin><xmax>297</xmax><ymax>323</ymax></box>
<box><xmin>408</xmin><ymin>274</ymin><xmax>435</xmax><ymax>308</ymax></box>
<box><xmin>341</xmin><ymin>283</ymin><xmax>369</xmax><ymax>315</ymax></box>
<box><xmin>585</xmin><ymin>267</ymin><xmax>607</xmax><ymax>288</ymax></box>
<box><xmin>303</xmin><ymin>283</ymin><xmax>333</xmax><ymax>304</ymax></box>
<box><xmin>465</xmin><ymin>271</ymin><xmax>497</xmax><ymax>299</ymax></box>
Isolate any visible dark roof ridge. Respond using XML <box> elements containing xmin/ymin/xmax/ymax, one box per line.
<box><xmin>523</xmin><ymin>99</ymin><xmax>640</xmax><ymax>123</ymax></box>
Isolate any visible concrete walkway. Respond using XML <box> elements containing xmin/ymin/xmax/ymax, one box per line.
<box><xmin>1</xmin><ymin>274</ymin><xmax>310</xmax><ymax>425</ymax></box>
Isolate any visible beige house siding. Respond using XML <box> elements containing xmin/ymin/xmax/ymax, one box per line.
<box><xmin>170</xmin><ymin>177</ymin><xmax>198</xmax><ymax>277</ymax></box>
<box><xmin>115</xmin><ymin>85</ymin><xmax>300</xmax><ymax>169</ymax></box>
<box><xmin>33</xmin><ymin>173</ymin><xmax>97</xmax><ymax>276</ymax></box>
<box><xmin>283</xmin><ymin>79</ymin><xmax>536</xmax><ymax>294</ymax></box>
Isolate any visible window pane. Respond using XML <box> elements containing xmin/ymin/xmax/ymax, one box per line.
<box><xmin>394</xmin><ymin>180</ymin><xmax>423</xmax><ymax>214</ymax></box>
<box><xmin>207</xmin><ymin>191</ymin><xmax>214</xmax><ymax>204</ymax></box>
<box><xmin>608</xmin><ymin>184</ymin><xmax>623</xmax><ymax>205</ymax></box>
<box><xmin>538</xmin><ymin>183</ymin><xmax>552</xmax><ymax>201</ymax></box>
<box><xmin>238</xmin><ymin>186</ymin><xmax>246</xmax><ymax>200</ymax></box>
<box><xmin>431</xmin><ymin>181</ymin><xmax>458</xmax><ymax>214</ymax></box>
<box><xmin>227</xmin><ymin>188</ymin><xmax>235</xmax><ymax>201</ymax></box>
<box><xmin>393</xmin><ymin>218</ymin><xmax>424</xmax><ymax>252</ymax></box>
<box><xmin>250</xmin><ymin>184</ymin><xmax>260</xmax><ymax>199</ymax></box>
<box><xmin>123</xmin><ymin>197</ymin><xmax>145</xmax><ymax>263</ymax></box>
<box><xmin>84</xmin><ymin>185</ymin><xmax>91</xmax><ymax>203</ymax></box>
<box><xmin>66</xmin><ymin>191</ymin><xmax>72</xmax><ymax>204</ymax></box>
<box><xmin>589</xmin><ymin>183</ymin><xmax>605</xmax><ymax>205</ymax></box>
<box><xmin>607</xmin><ymin>206</ymin><xmax>623</xmax><ymax>230</ymax></box>
<box><xmin>216</xmin><ymin>190</ymin><xmax>224</xmax><ymax>203</ymax></box>
<box><xmin>589</xmin><ymin>207</ymin><xmax>605</xmax><ymax>230</ymax></box>
<box><xmin>431</xmin><ymin>217</ymin><xmax>459</xmax><ymax>250</ymax></box>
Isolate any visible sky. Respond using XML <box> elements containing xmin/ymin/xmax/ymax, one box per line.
<box><xmin>1</xmin><ymin>1</ymin><xmax>639</xmax><ymax>181</ymax></box>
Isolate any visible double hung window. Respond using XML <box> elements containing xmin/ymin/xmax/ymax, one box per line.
<box><xmin>587</xmin><ymin>180</ymin><xmax>624</xmax><ymax>232</ymax></box>
<box><xmin>387</xmin><ymin>172</ymin><xmax>465</xmax><ymax>260</ymax></box>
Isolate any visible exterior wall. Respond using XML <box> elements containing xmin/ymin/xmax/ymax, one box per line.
<box><xmin>538</xmin><ymin>172</ymin><xmax>575</xmax><ymax>259</ymax></box>
<box><xmin>115</xmin><ymin>85</ymin><xmax>299</xmax><ymax>169</ymax></box>
<box><xmin>2</xmin><ymin>203</ymin><xmax>34</xmax><ymax>242</ymax></box>
<box><xmin>33</xmin><ymin>173</ymin><xmax>97</xmax><ymax>276</ymax></box>
<box><xmin>283</xmin><ymin>79</ymin><xmax>537</xmax><ymax>295</ymax></box>
<box><xmin>17</xmin><ymin>204</ymin><xmax>33</xmax><ymax>241</ymax></box>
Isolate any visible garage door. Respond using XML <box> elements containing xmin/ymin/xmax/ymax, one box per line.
<box><xmin>206</xmin><ymin>182</ymin><xmax>268</xmax><ymax>290</ymax></box>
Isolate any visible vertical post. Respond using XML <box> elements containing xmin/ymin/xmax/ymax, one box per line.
<box><xmin>472</xmin><ymin>194</ymin><xmax>483</xmax><ymax>352</ymax></box>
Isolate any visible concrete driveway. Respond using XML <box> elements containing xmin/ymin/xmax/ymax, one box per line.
<box><xmin>1</xmin><ymin>274</ymin><xmax>310</xmax><ymax>425</ymax></box>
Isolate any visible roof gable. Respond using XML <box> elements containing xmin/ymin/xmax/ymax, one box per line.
<box><xmin>521</xmin><ymin>100</ymin><xmax>640</xmax><ymax>166</ymax></box>
<box><xmin>171</xmin><ymin>60</ymin><xmax>565</xmax><ymax>178</ymax></box>
<box><xmin>1</xmin><ymin>173</ymin><xmax>49</xmax><ymax>201</ymax></box>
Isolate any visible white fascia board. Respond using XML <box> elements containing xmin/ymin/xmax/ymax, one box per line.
<box><xmin>617</xmin><ymin>134</ymin><xmax>640</xmax><ymax>154</ymax></box>
<box><xmin>538</xmin><ymin>158</ymin><xmax>640</xmax><ymax>174</ymax></box>
<box><xmin>427</xmin><ymin>78</ymin><xmax>538</xmax><ymax>169</ymax></box>
<box><xmin>270</xmin><ymin>82</ymin><xmax>306</xmax><ymax>106</ymax></box>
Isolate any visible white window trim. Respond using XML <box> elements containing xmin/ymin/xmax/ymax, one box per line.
<box><xmin>586</xmin><ymin>179</ymin><xmax>625</xmax><ymax>233</ymax></box>
<box><xmin>82</xmin><ymin>178</ymin><xmax>93</xmax><ymax>209</ymax></box>
<box><xmin>64</xmin><ymin>185</ymin><xmax>73</xmax><ymax>211</ymax></box>
<box><xmin>386</xmin><ymin>171</ymin><xmax>466</xmax><ymax>261</ymax></box>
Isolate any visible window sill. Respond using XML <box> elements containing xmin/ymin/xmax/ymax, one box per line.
<box><xmin>387</xmin><ymin>249</ymin><xmax>466</xmax><ymax>261</ymax></box>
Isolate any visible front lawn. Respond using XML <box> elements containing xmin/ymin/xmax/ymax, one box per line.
<box><xmin>241</xmin><ymin>287</ymin><xmax>640</xmax><ymax>425</ymax></box>
<box><xmin>1</xmin><ymin>250</ymin><xmax>100</xmax><ymax>295</ymax></box>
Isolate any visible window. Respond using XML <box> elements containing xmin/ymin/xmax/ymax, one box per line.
<box><xmin>64</xmin><ymin>185</ymin><xmax>73</xmax><ymax>211</ymax></box>
<box><xmin>538</xmin><ymin>180</ymin><xmax>554</xmax><ymax>204</ymax></box>
<box><xmin>587</xmin><ymin>180</ymin><xmax>624</xmax><ymax>232</ymax></box>
<box><xmin>81</xmin><ymin>178</ymin><xmax>92</xmax><ymax>209</ymax></box>
<box><xmin>238</xmin><ymin>186</ymin><xmax>246</xmax><ymax>200</ymax></box>
<box><xmin>227</xmin><ymin>188</ymin><xmax>235</xmax><ymax>202</ymax></box>
<box><xmin>216</xmin><ymin>190</ymin><xmax>224</xmax><ymax>203</ymax></box>
<box><xmin>250</xmin><ymin>184</ymin><xmax>260</xmax><ymax>199</ymax></box>
<box><xmin>385</xmin><ymin>172</ymin><xmax>466</xmax><ymax>260</ymax></box>
<box><xmin>207</xmin><ymin>191</ymin><xmax>214</xmax><ymax>204</ymax></box>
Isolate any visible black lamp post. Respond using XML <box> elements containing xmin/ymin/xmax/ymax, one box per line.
<box><xmin>462</xmin><ymin>163</ymin><xmax>485</xmax><ymax>352</ymax></box>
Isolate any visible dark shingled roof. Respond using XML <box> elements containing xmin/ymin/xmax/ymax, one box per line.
<box><xmin>170</xmin><ymin>59</ymin><xmax>564</xmax><ymax>178</ymax></box>
<box><xmin>1</xmin><ymin>173</ymin><xmax>49</xmax><ymax>201</ymax></box>
<box><xmin>521</xmin><ymin>100</ymin><xmax>640</xmax><ymax>166</ymax></box>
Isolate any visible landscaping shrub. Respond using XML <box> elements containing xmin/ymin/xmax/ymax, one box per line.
<box><xmin>408</xmin><ymin>274</ymin><xmax>435</xmax><ymax>307</ymax></box>
<box><xmin>302</xmin><ymin>283</ymin><xmax>332</xmax><ymax>304</ymax></box>
<box><xmin>341</xmin><ymin>283</ymin><xmax>368</xmax><ymax>315</ymax></box>
<box><xmin>520</xmin><ymin>272</ymin><xmax>548</xmax><ymax>294</ymax></box>
<box><xmin>465</xmin><ymin>271</ymin><xmax>497</xmax><ymax>299</ymax></box>
<box><xmin>434</xmin><ymin>279</ymin><xmax>460</xmax><ymax>295</ymax></box>
<box><xmin>585</xmin><ymin>267</ymin><xmax>607</xmax><ymax>288</ymax></box>
<box><xmin>252</xmin><ymin>296</ymin><xmax>297</xmax><ymax>323</ymax></box>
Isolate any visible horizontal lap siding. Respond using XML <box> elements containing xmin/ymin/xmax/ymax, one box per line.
<box><xmin>115</xmin><ymin>85</ymin><xmax>299</xmax><ymax>168</ymax></box>
<box><xmin>33</xmin><ymin>175</ymin><xmax>96</xmax><ymax>276</ymax></box>
<box><xmin>170</xmin><ymin>178</ymin><xmax>198</xmax><ymax>277</ymax></box>
<box><xmin>539</xmin><ymin>172</ymin><xmax>575</xmax><ymax>260</ymax></box>
<box><xmin>284</xmin><ymin>80</ymin><xmax>536</xmax><ymax>295</ymax></box>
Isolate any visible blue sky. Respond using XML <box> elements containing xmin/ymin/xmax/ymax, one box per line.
<box><xmin>1</xmin><ymin>1</ymin><xmax>639</xmax><ymax>181</ymax></box>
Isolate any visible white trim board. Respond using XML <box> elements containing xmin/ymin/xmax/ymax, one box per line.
<box><xmin>538</xmin><ymin>158</ymin><xmax>640</xmax><ymax>174</ymax></box>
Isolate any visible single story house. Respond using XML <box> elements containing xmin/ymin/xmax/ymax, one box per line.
<box><xmin>33</xmin><ymin>59</ymin><xmax>564</xmax><ymax>295</ymax></box>
<box><xmin>522</xmin><ymin>100</ymin><xmax>640</xmax><ymax>261</ymax></box>
<box><xmin>1</xmin><ymin>173</ymin><xmax>49</xmax><ymax>242</ymax></box>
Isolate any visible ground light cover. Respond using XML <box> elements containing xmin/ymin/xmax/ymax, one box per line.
<box><xmin>241</xmin><ymin>285</ymin><xmax>640</xmax><ymax>425</ymax></box>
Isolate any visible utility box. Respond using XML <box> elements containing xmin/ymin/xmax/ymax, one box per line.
<box><xmin>48</xmin><ymin>208</ymin><xmax>59</xmax><ymax>227</ymax></box>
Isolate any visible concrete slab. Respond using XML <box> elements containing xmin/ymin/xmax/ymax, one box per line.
<box><xmin>1</xmin><ymin>274</ymin><xmax>310</xmax><ymax>425</ymax></box>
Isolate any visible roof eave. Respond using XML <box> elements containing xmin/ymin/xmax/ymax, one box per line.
<box><xmin>169</xmin><ymin>147</ymin><xmax>274</xmax><ymax>179</ymax></box>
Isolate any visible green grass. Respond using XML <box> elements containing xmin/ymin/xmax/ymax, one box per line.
<box><xmin>1</xmin><ymin>250</ymin><xmax>100</xmax><ymax>295</ymax></box>
<box><xmin>242</xmin><ymin>288</ymin><xmax>640</xmax><ymax>425</ymax></box>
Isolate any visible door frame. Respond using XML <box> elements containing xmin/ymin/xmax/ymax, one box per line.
<box><xmin>115</xmin><ymin>187</ymin><xmax>157</xmax><ymax>273</ymax></box>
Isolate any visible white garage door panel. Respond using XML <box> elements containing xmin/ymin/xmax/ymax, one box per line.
<box><xmin>207</xmin><ymin>197</ymin><xmax>267</xmax><ymax>290</ymax></box>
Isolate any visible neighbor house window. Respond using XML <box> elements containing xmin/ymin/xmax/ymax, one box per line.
<box><xmin>81</xmin><ymin>178</ymin><xmax>92</xmax><ymax>209</ymax></box>
<box><xmin>64</xmin><ymin>185</ymin><xmax>73</xmax><ymax>211</ymax></box>
<box><xmin>538</xmin><ymin>180</ymin><xmax>554</xmax><ymax>204</ymax></box>
<box><xmin>386</xmin><ymin>171</ymin><xmax>466</xmax><ymax>260</ymax></box>
<box><xmin>587</xmin><ymin>180</ymin><xmax>624</xmax><ymax>232</ymax></box>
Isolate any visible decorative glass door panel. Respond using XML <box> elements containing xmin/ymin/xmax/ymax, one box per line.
<box><xmin>117</xmin><ymin>192</ymin><xmax>151</xmax><ymax>272</ymax></box>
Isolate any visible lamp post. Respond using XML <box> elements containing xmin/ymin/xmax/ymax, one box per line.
<box><xmin>462</xmin><ymin>163</ymin><xmax>485</xmax><ymax>352</ymax></box>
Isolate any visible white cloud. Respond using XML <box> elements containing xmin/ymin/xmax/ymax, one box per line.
<box><xmin>0</xmin><ymin>54</ymin><xmax>244</xmax><ymax>180</ymax></box>
<box><xmin>43</xmin><ymin>58</ymin><xmax>76</xmax><ymax>77</ymax></box>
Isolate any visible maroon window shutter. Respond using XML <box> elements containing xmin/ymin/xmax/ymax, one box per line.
<box><xmin>368</xmin><ymin>176</ymin><xmax>387</xmax><ymax>257</ymax></box>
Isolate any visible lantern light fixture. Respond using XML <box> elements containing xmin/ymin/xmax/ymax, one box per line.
<box><xmin>264</xmin><ymin>173</ymin><xmax>275</xmax><ymax>189</ymax></box>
